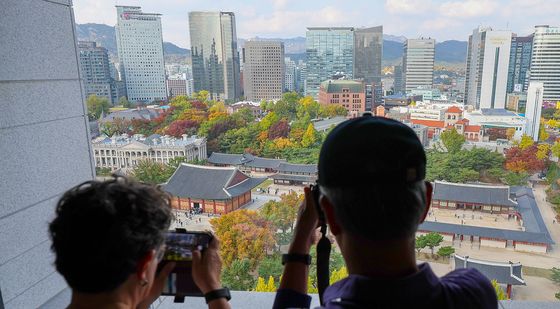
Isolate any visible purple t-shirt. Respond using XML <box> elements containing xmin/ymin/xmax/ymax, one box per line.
<box><xmin>274</xmin><ymin>263</ymin><xmax>497</xmax><ymax>309</ymax></box>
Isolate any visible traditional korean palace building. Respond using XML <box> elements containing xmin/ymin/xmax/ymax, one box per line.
<box><xmin>163</xmin><ymin>164</ymin><xmax>265</xmax><ymax>214</ymax></box>
<box><xmin>271</xmin><ymin>163</ymin><xmax>318</xmax><ymax>186</ymax></box>
<box><xmin>431</xmin><ymin>181</ymin><xmax>517</xmax><ymax>214</ymax></box>
<box><xmin>419</xmin><ymin>182</ymin><xmax>553</xmax><ymax>253</ymax></box>
<box><xmin>454</xmin><ymin>255</ymin><xmax>525</xmax><ymax>299</ymax></box>
<box><xmin>208</xmin><ymin>152</ymin><xmax>286</xmax><ymax>173</ymax></box>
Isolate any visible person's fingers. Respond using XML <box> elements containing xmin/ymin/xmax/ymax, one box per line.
<box><xmin>157</xmin><ymin>262</ymin><xmax>175</xmax><ymax>282</ymax></box>
<box><xmin>208</xmin><ymin>235</ymin><xmax>220</xmax><ymax>250</ymax></box>
<box><xmin>192</xmin><ymin>249</ymin><xmax>202</xmax><ymax>269</ymax></box>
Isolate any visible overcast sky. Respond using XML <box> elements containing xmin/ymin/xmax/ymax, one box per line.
<box><xmin>74</xmin><ymin>0</ymin><xmax>560</xmax><ymax>48</ymax></box>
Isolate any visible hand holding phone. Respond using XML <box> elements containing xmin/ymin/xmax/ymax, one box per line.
<box><xmin>159</xmin><ymin>229</ymin><xmax>213</xmax><ymax>299</ymax></box>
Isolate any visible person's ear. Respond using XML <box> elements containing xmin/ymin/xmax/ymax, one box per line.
<box><xmin>136</xmin><ymin>249</ymin><xmax>156</xmax><ymax>283</ymax></box>
<box><xmin>419</xmin><ymin>181</ymin><xmax>433</xmax><ymax>223</ymax></box>
<box><xmin>320</xmin><ymin>195</ymin><xmax>342</xmax><ymax>235</ymax></box>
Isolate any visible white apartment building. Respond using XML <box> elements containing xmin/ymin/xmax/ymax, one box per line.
<box><xmin>409</xmin><ymin>106</ymin><xmax>445</xmax><ymax>121</ymax></box>
<box><xmin>465</xmin><ymin>27</ymin><xmax>512</xmax><ymax>109</ymax></box>
<box><xmin>116</xmin><ymin>6</ymin><xmax>167</xmax><ymax>103</ymax></box>
<box><xmin>285</xmin><ymin>57</ymin><xmax>296</xmax><ymax>92</ymax></box>
<box><xmin>242</xmin><ymin>41</ymin><xmax>285</xmax><ymax>101</ymax></box>
<box><xmin>403</xmin><ymin>38</ymin><xmax>435</xmax><ymax>93</ymax></box>
<box><xmin>530</xmin><ymin>25</ymin><xmax>560</xmax><ymax>103</ymax></box>
<box><xmin>92</xmin><ymin>134</ymin><xmax>207</xmax><ymax>170</ymax></box>
<box><xmin>525</xmin><ymin>82</ymin><xmax>544</xmax><ymax>141</ymax></box>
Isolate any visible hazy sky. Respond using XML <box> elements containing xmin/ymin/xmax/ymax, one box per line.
<box><xmin>74</xmin><ymin>0</ymin><xmax>559</xmax><ymax>48</ymax></box>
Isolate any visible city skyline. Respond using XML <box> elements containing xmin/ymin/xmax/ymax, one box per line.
<box><xmin>74</xmin><ymin>0</ymin><xmax>560</xmax><ymax>49</ymax></box>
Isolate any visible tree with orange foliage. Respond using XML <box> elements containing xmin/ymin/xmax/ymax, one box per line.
<box><xmin>210</xmin><ymin>210</ymin><xmax>275</xmax><ymax>268</ymax></box>
<box><xmin>504</xmin><ymin>144</ymin><xmax>546</xmax><ymax>173</ymax></box>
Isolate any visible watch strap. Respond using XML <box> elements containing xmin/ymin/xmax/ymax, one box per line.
<box><xmin>204</xmin><ymin>287</ymin><xmax>231</xmax><ymax>304</ymax></box>
<box><xmin>282</xmin><ymin>253</ymin><xmax>312</xmax><ymax>265</ymax></box>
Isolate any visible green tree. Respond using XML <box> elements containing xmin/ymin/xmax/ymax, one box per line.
<box><xmin>221</xmin><ymin>259</ymin><xmax>256</xmax><ymax>291</ymax></box>
<box><xmin>415</xmin><ymin>235</ymin><xmax>428</xmax><ymax>253</ymax></box>
<box><xmin>440</xmin><ymin>128</ymin><xmax>465</xmax><ymax>153</ymax></box>
<box><xmin>552</xmin><ymin>142</ymin><xmax>560</xmax><ymax>159</ymax></box>
<box><xmin>491</xmin><ymin>279</ymin><xmax>508</xmax><ymax>300</ymax></box>
<box><xmin>131</xmin><ymin>159</ymin><xmax>174</xmax><ymax>184</ymax></box>
<box><xmin>424</xmin><ymin>232</ymin><xmax>444</xmax><ymax>255</ymax></box>
<box><xmin>119</xmin><ymin>96</ymin><xmax>132</xmax><ymax>108</ymax></box>
<box><xmin>551</xmin><ymin>267</ymin><xmax>560</xmax><ymax>284</ymax></box>
<box><xmin>503</xmin><ymin>171</ymin><xmax>529</xmax><ymax>186</ymax></box>
<box><xmin>437</xmin><ymin>246</ymin><xmax>455</xmax><ymax>259</ymax></box>
<box><xmin>257</xmin><ymin>254</ymin><xmax>283</xmax><ymax>282</ymax></box>
<box><xmin>86</xmin><ymin>94</ymin><xmax>110</xmax><ymax>120</ymax></box>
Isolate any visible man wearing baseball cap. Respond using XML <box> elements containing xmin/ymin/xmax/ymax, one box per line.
<box><xmin>273</xmin><ymin>115</ymin><xmax>497</xmax><ymax>308</ymax></box>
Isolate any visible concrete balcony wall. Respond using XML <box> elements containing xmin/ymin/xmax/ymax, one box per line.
<box><xmin>0</xmin><ymin>0</ymin><xmax>95</xmax><ymax>307</ymax></box>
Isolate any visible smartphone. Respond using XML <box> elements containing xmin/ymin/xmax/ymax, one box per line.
<box><xmin>159</xmin><ymin>229</ymin><xmax>213</xmax><ymax>299</ymax></box>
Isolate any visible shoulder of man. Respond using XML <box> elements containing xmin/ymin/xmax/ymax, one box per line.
<box><xmin>440</xmin><ymin>267</ymin><xmax>498</xmax><ymax>309</ymax></box>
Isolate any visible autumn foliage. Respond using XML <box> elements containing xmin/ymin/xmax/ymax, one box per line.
<box><xmin>504</xmin><ymin>144</ymin><xmax>547</xmax><ymax>173</ymax></box>
<box><xmin>210</xmin><ymin>210</ymin><xmax>274</xmax><ymax>268</ymax></box>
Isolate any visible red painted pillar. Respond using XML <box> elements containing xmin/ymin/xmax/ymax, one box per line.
<box><xmin>213</xmin><ymin>200</ymin><xmax>217</xmax><ymax>214</ymax></box>
<box><xmin>506</xmin><ymin>284</ymin><xmax>512</xmax><ymax>299</ymax></box>
<box><xmin>202</xmin><ymin>200</ymin><xmax>206</xmax><ymax>213</ymax></box>
<box><xmin>187</xmin><ymin>198</ymin><xmax>192</xmax><ymax>211</ymax></box>
<box><xmin>177</xmin><ymin>197</ymin><xmax>181</xmax><ymax>210</ymax></box>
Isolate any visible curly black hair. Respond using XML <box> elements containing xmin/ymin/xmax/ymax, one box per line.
<box><xmin>49</xmin><ymin>176</ymin><xmax>172</xmax><ymax>293</ymax></box>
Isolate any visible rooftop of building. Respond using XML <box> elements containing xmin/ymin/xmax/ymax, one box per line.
<box><xmin>312</xmin><ymin>116</ymin><xmax>348</xmax><ymax>132</ymax></box>
<box><xmin>276</xmin><ymin>162</ymin><xmax>318</xmax><ymax>174</ymax></box>
<box><xmin>207</xmin><ymin>152</ymin><xmax>285</xmax><ymax>169</ymax></box>
<box><xmin>454</xmin><ymin>255</ymin><xmax>525</xmax><ymax>286</ymax></box>
<box><xmin>162</xmin><ymin>164</ymin><xmax>266</xmax><ymax>200</ymax></box>
<box><xmin>100</xmin><ymin>108</ymin><xmax>161</xmax><ymax>122</ymax></box>
<box><xmin>475</xmin><ymin>109</ymin><xmax>520</xmax><ymax>117</ymax></box>
<box><xmin>432</xmin><ymin>181</ymin><xmax>517</xmax><ymax>207</ymax></box>
<box><xmin>320</xmin><ymin>80</ymin><xmax>364</xmax><ymax>93</ymax></box>
<box><xmin>410</xmin><ymin>119</ymin><xmax>445</xmax><ymax>128</ymax></box>
<box><xmin>445</xmin><ymin>106</ymin><xmax>463</xmax><ymax>114</ymax></box>
<box><xmin>92</xmin><ymin>134</ymin><xmax>205</xmax><ymax>147</ymax></box>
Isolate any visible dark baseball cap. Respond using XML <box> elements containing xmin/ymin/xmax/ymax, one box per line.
<box><xmin>318</xmin><ymin>114</ymin><xmax>426</xmax><ymax>187</ymax></box>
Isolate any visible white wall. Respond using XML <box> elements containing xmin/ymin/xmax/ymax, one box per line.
<box><xmin>515</xmin><ymin>243</ymin><xmax>547</xmax><ymax>254</ymax></box>
<box><xmin>479</xmin><ymin>30</ymin><xmax>511</xmax><ymax>109</ymax></box>
<box><xmin>0</xmin><ymin>0</ymin><xmax>95</xmax><ymax>307</ymax></box>
<box><xmin>481</xmin><ymin>239</ymin><xmax>507</xmax><ymax>248</ymax></box>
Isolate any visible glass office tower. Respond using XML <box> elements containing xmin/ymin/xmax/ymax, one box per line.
<box><xmin>354</xmin><ymin>26</ymin><xmax>383</xmax><ymax>84</ymax></box>
<box><xmin>189</xmin><ymin>11</ymin><xmax>241</xmax><ymax>101</ymax></box>
<box><xmin>305</xmin><ymin>27</ymin><xmax>354</xmax><ymax>99</ymax></box>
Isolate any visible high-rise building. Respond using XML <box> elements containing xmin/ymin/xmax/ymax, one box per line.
<box><xmin>402</xmin><ymin>38</ymin><xmax>435</xmax><ymax>93</ymax></box>
<box><xmin>393</xmin><ymin>65</ymin><xmax>404</xmax><ymax>94</ymax></box>
<box><xmin>242</xmin><ymin>41</ymin><xmax>285</xmax><ymax>101</ymax></box>
<box><xmin>507</xmin><ymin>34</ymin><xmax>533</xmax><ymax>93</ymax></box>
<box><xmin>166</xmin><ymin>78</ymin><xmax>189</xmax><ymax>98</ymax></box>
<box><xmin>530</xmin><ymin>25</ymin><xmax>560</xmax><ymax>103</ymax></box>
<box><xmin>318</xmin><ymin>80</ymin><xmax>365</xmax><ymax>117</ymax></box>
<box><xmin>285</xmin><ymin>57</ymin><xmax>296</xmax><ymax>92</ymax></box>
<box><xmin>525</xmin><ymin>82</ymin><xmax>544</xmax><ymax>141</ymax></box>
<box><xmin>115</xmin><ymin>6</ymin><xmax>167</xmax><ymax>103</ymax></box>
<box><xmin>297</xmin><ymin>61</ymin><xmax>307</xmax><ymax>94</ymax></box>
<box><xmin>306</xmin><ymin>27</ymin><xmax>354</xmax><ymax>99</ymax></box>
<box><xmin>464</xmin><ymin>27</ymin><xmax>512</xmax><ymax>109</ymax></box>
<box><xmin>354</xmin><ymin>26</ymin><xmax>383</xmax><ymax>84</ymax></box>
<box><xmin>189</xmin><ymin>11</ymin><xmax>241</xmax><ymax>101</ymax></box>
<box><xmin>78</xmin><ymin>41</ymin><xmax>115</xmax><ymax>103</ymax></box>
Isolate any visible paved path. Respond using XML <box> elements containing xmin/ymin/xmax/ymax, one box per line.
<box><xmin>533</xmin><ymin>184</ymin><xmax>560</xmax><ymax>257</ymax></box>
<box><xmin>241</xmin><ymin>194</ymin><xmax>281</xmax><ymax>210</ymax></box>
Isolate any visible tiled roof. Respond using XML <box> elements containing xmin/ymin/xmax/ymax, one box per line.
<box><xmin>276</xmin><ymin>163</ymin><xmax>318</xmax><ymax>174</ymax></box>
<box><xmin>454</xmin><ymin>255</ymin><xmax>525</xmax><ymax>285</ymax></box>
<box><xmin>456</xmin><ymin>118</ymin><xmax>469</xmax><ymax>125</ymax></box>
<box><xmin>464</xmin><ymin>125</ymin><xmax>481</xmax><ymax>133</ymax></box>
<box><xmin>510</xmin><ymin>187</ymin><xmax>553</xmax><ymax>242</ymax></box>
<box><xmin>433</xmin><ymin>181</ymin><xmax>517</xmax><ymax>207</ymax></box>
<box><xmin>271</xmin><ymin>174</ymin><xmax>317</xmax><ymax>182</ymax></box>
<box><xmin>445</xmin><ymin>106</ymin><xmax>463</xmax><ymax>114</ymax></box>
<box><xmin>410</xmin><ymin>119</ymin><xmax>445</xmax><ymax>128</ymax></box>
<box><xmin>418</xmin><ymin>221</ymin><xmax>554</xmax><ymax>244</ymax></box>
<box><xmin>207</xmin><ymin>152</ymin><xmax>285</xmax><ymax>169</ymax></box>
<box><xmin>162</xmin><ymin>164</ymin><xmax>265</xmax><ymax>199</ymax></box>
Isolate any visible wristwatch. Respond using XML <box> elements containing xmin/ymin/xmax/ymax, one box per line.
<box><xmin>282</xmin><ymin>253</ymin><xmax>312</xmax><ymax>265</ymax></box>
<box><xmin>204</xmin><ymin>287</ymin><xmax>231</xmax><ymax>304</ymax></box>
